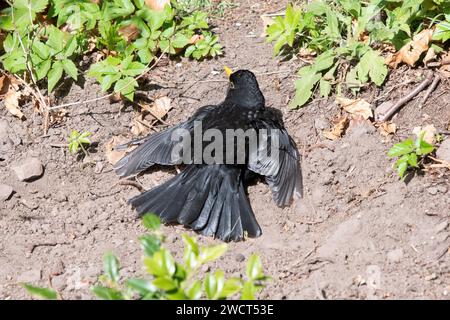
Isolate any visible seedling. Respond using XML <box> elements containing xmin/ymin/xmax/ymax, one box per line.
<box><xmin>68</xmin><ymin>130</ymin><xmax>92</xmax><ymax>155</ymax></box>
<box><xmin>387</xmin><ymin>133</ymin><xmax>435</xmax><ymax>179</ymax></box>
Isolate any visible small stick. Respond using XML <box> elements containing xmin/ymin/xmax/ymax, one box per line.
<box><xmin>378</xmin><ymin>75</ymin><xmax>434</xmax><ymax>122</ymax></box>
<box><xmin>118</xmin><ymin>179</ymin><xmax>145</xmax><ymax>192</ymax></box>
<box><xmin>419</xmin><ymin>74</ymin><xmax>440</xmax><ymax>108</ymax></box>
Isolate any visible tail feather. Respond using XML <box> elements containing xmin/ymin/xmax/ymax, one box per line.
<box><xmin>129</xmin><ymin>164</ymin><xmax>261</xmax><ymax>242</ymax></box>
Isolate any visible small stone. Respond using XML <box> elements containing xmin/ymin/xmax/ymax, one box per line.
<box><xmin>435</xmin><ymin>221</ymin><xmax>448</xmax><ymax>233</ymax></box>
<box><xmin>51</xmin><ymin>274</ymin><xmax>67</xmax><ymax>291</ymax></box>
<box><xmin>235</xmin><ymin>253</ymin><xmax>245</xmax><ymax>262</ymax></box>
<box><xmin>425</xmin><ymin>273</ymin><xmax>438</xmax><ymax>281</ymax></box>
<box><xmin>17</xmin><ymin>269</ymin><xmax>42</xmax><ymax>283</ymax></box>
<box><xmin>436</xmin><ymin>139</ymin><xmax>450</xmax><ymax>162</ymax></box>
<box><xmin>12</xmin><ymin>158</ymin><xmax>44</xmax><ymax>182</ymax></box>
<box><xmin>54</xmin><ymin>191</ymin><xmax>67</xmax><ymax>203</ymax></box>
<box><xmin>427</xmin><ymin>187</ymin><xmax>438</xmax><ymax>195</ymax></box>
<box><xmin>0</xmin><ymin>184</ymin><xmax>14</xmax><ymax>201</ymax></box>
<box><xmin>437</xmin><ymin>185</ymin><xmax>448</xmax><ymax>194</ymax></box>
<box><xmin>387</xmin><ymin>248</ymin><xmax>404</xmax><ymax>263</ymax></box>
<box><xmin>20</xmin><ymin>199</ymin><xmax>39</xmax><ymax>210</ymax></box>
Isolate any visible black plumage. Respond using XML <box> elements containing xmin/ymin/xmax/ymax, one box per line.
<box><xmin>115</xmin><ymin>70</ymin><xmax>302</xmax><ymax>241</ymax></box>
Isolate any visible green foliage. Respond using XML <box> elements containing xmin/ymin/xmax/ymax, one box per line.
<box><xmin>267</xmin><ymin>0</ymin><xmax>450</xmax><ymax>109</ymax></box>
<box><xmin>68</xmin><ymin>129</ymin><xmax>92</xmax><ymax>155</ymax></box>
<box><xmin>24</xmin><ymin>214</ymin><xmax>270</xmax><ymax>300</ymax></box>
<box><xmin>23</xmin><ymin>284</ymin><xmax>57</xmax><ymax>300</ymax></box>
<box><xmin>0</xmin><ymin>1</ymin><xmax>222</xmax><ymax>100</ymax></box>
<box><xmin>387</xmin><ymin>133</ymin><xmax>435</xmax><ymax>179</ymax></box>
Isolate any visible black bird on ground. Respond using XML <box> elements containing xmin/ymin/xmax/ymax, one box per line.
<box><xmin>115</xmin><ymin>68</ymin><xmax>302</xmax><ymax>241</ymax></box>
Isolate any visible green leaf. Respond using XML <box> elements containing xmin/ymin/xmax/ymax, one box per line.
<box><xmin>152</xmin><ymin>276</ymin><xmax>177</xmax><ymax>291</ymax></box>
<box><xmin>241</xmin><ymin>281</ymin><xmax>256</xmax><ymax>300</ymax></box>
<box><xmin>246</xmin><ymin>254</ymin><xmax>263</xmax><ymax>281</ymax></box>
<box><xmin>123</xmin><ymin>61</ymin><xmax>146</xmax><ymax>77</ymax></box>
<box><xmin>395</xmin><ymin>156</ymin><xmax>409</xmax><ymax>179</ymax></box>
<box><xmin>23</xmin><ymin>284</ymin><xmax>57</xmax><ymax>300</ymax></box>
<box><xmin>358</xmin><ymin>49</ymin><xmax>387</xmax><ymax>86</ymax></box>
<box><xmin>114</xmin><ymin>77</ymin><xmax>137</xmax><ymax>101</ymax></box>
<box><xmin>406</xmin><ymin>153</ymin><xmax>418</xmax><ymax>168</ymax></box>
<box><xmin>47</xmin><ymin>61</ymin><xmax>64</xmax><ymax>93</ymax></box>
<box><xmin>62</xmin><ymin>59</ymin><xmax>78</xmax><ymax>80</ymax></box>
<box><xmin>319</xmin><ymin>79</ymin><xmax>332</xmax><ymax>97</ymax></box>
<box><xmin>139</xmin><ymin>234</ymin><xmax>161</xmax><ymax>257</ymax></box>
<box><xmin>200</xmin><ymin>244</ymin><xmax>227</xmax><ymax>263</ymax></box>
<box><xmin>290</xmin><ymin>73</ymin><xmax>321</xmax><ymax>108</ymax></box>
<box><xmin>142</xmin><ymin>213</ymin><xmax>161</xmax><ymax>231</ymax></box>
<box><xmin>204</xmin><ymin>272</ymin><xmax>225</xmax><ymax>300</ymax></box>
<box><xmin>126</xmin><ymin>278</ymin><xmax>157</xmax><ymax>296</ymax></box>
<box><xmin>103</xmin><ymin>252</ymin><xmax>120</xmax><ymax>284</ymax></box>
<box><xmin>35</xmin><ymin>59</ymin><xmax>52</xmax><ymax>81</ymax></box>
<box><xmin>387</xmin><ymin>139</ymin><xmax>415</xmax><ymax>157</ymax></box>
<box><xmin>172</xmin><ymin>33</ymin><xmax>190</xmax><ymax>48</ymax></box>
<box><xmin>220</xmin><ymin>278</ymin><xmax>242</xmax><ymax>299</ymax></box>
<box><xmin>185</xmin><ymin>280</ymin><xmax>202</xmax><ymax>300</ymax></box>
<box><xmin>91</xmin><ymin>286</ymin><xmax>124</xmax><ymax>300</ymax></box>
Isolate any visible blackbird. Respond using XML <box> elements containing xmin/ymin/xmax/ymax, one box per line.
<box><xmin>115</xmin><ymin>68</ymin><xmax>302</xmax><ymax>241</ymax></box>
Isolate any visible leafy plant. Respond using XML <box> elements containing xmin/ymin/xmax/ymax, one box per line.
<box><xmin>24</xmin><ymin>214</ymin><xmax>270</xmax><ymax>300</ymax></box>
<box><xmin>266</xmin><ymin>0</ymin><xmax>450</xmax><ymax>109</ymax></box>
<box><xmin>68</xmin><ymin>129</ymin><xmax>92</xmax><ymax>155</ymax></box>
<box><xmin>387</xmin><ymin>133</ymin><xmax>435</xmax><ymax>179</ymax></box>
<box><xmin>0</xmin><ymin>0</ymin><xmax>222</xmax><ymax>104</ymax></box>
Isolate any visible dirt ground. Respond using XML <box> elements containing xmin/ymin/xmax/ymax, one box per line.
<box><xmin>1</xmin><ymin>0</ymin><xmax>449</xmax><ymax>300</ymax></box>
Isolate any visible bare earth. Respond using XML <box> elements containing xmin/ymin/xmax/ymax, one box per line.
<box><xmin>1</xmin><ymin>0</ymin><xmax>449</xmax><ymax>300</ymax></box>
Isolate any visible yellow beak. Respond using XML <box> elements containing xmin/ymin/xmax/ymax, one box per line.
<box><xmin>224</xmin><ymin>66</ymin><xmax>233</xmax><ymax>78</ymax></box>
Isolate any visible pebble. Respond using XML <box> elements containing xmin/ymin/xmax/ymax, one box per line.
<box><xmin>235</xmin><ymin>253</ymin><xmax>245</xmax><ymax>262</ymax></box>
<box><xmin>425</xmin><ymin>273</ymin><xmax>438</xmax><ymax>281</ymax></box>
<box><xmin>0</xmin><ymin>184</ymin><xmax>14</xmax><ymax>201</ymax></box>
<box><xmin>12</xmin><ymin>158</ymin><xmax>44</xmax><ymax>182</ymax></box>
<box><xmin>427</xmin><ymin>187</ymin><xmax>438</xmax><ymax>195</ymax></box>
<box><xmin>436</xmin><ymin>139</ymin><xmax>450</xmax><ymax>162</ymax></box>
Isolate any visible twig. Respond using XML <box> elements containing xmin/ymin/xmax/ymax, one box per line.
<box><xmin>378</xmin><ymin>74</ymin><xmax>434</xmax><ymax>121</ymax></box>
<box><xmin>119</xmin><ymin>179</ymin><xmax>145</xmax><ymax>192</ymax></box>
<box><xmin>49</xmin><ymin>52</ymin><xmax>167</xmax><ymax>111</ymax></box>
<box><xmin>419</xmin><ymin>74</ymin><xmax>440</xmax><ymax>108</ymax></box>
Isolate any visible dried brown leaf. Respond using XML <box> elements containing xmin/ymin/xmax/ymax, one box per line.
<box><xmin>141</xmin><ymin>96</ymin><xmax>172</xmax><ymax>120</ymax></box>
<box><xmin>378</xmin><ymin>122</ymin><xmax>397</xmax><ymax>137</ymax></box>
<box><xmin>388</xmin><ymin>29</ymin><xmax>433</xmax><ymax>68</ymax></box>
<box><xmin>4</xmin><ymin>87</ymin><xmax>25</xmax><ymax>120</ymax></box>
<box><xmin>131</xmin><ymin>115</ymin><xmax>150</xmax><ymax>136</ymax></box>
<box><xmin>336</xmin><ymin>97</ymin><xmax>373</xmax><ymax>119</ymax></box>
<box><xmin>119</xmin><ymin>23</ymin><xmax>140</xmax><ymax>43</ymax></box>
<box><xmin>323</xmin><ymin>116</ymin><xmax>349</xmax><ymax>140</ymax></box>
<box><xmin>105</xmin><ymin>136</ymin><xmax>130</xmax><ymax>165</ymax></box>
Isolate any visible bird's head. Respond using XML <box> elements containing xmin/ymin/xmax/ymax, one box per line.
<box><xmin>224</xmin><ymin>68</ymin><xmax>265</xmax><ymax>109</ymax></box>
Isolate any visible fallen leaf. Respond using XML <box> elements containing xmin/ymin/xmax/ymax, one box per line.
<box><xmin>119</xmin><ymin>23</ymin><xmax>140</xmax><ymax>43</ymax></box>
<box><xmin>378</xmin><ymin>122</ymin><xmax>397</xmax><ymax>137</ymax></box>
<box><xmin>413</xmin><ymin>124</ymin><xmax>437</xmax><ymax>144</ymax></box>
<box><xmin>336</xmin><ymin>97</ymin><xmax>373</xmax><ymax>119</ymax></box>
<box><xmin>387</xmin><ymin>29</ymin><xmax>433</xmax><ymax>68</ymax></box>
<box><xmin>423</xmin><ymin>47</ymin><xmax>436</xmax><ymax>66</ymax></box>
<box><xmin>4</xmin><ymin>88</ymin><xmax>25</xmax><ymax>119</ymax></box>
<box><xmin>49</xmin><ymin>109</ymin><xmax>67</xmax><ymax>125</ymax></box>
<box><xmin>1</xmin><ymin>74</ymin><xmax>25</xmax><ymax>120</ymax></box>
<box><xmin>260</xmin><ymin>15</ymin><xmax>275</xmax><ymax>37</ymax></box>
<box><xmin>131</xmin><ymin>114</ymin><xmax>150</xmax><ymax>136</ymax></box>
<box><xmin>140</xmin><ymin>96</ymin><xmax>172</xmax><ymax>120</ymax></box>
<box><xmin>323</xmin><ymin>115</ymin><xmax>349</xmax><ymax>140</ymax></box>
<box><xmin>105</xmin><ymin>136</ymin><xmax>130</xmax><ymax>165</ymax></box>
<box><xmin>145</xmin><ymin>0</ymin><xmax>170</xmax><ymax>11</ymax></box>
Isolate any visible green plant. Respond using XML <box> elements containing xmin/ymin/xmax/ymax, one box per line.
<box><xmin>0</xmin><ymin>0</ymin><xmax>222</xmax><ymax>103</ymax></box>
<box><xmin>24</xmin><ymin>214</ymin><xmax>270</xmax><ymax>300</ymax></box>
<box><xmin>266</xmin><ymin>0</ymin><xmax>450</xmax><ymax>108</ymax></box>
<box><xmin>68</xmin><ymin>129</ymin><xmax>92</xmax><ymax>155</ymax></box>
<box><xmin>387</xmin><ymin>133</ymin><xmax>435</xmax><ymax>179</ymax></box>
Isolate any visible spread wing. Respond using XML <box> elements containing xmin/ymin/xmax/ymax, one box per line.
<box><xmin>114</xmin><ymin>105</ymin><xmax>216</xmax><ymax>177</ymax></box>
<box><xmin>248</xmin><ymin>118</ymin><xmax>302</xmax><ymax>207</ymax></box>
